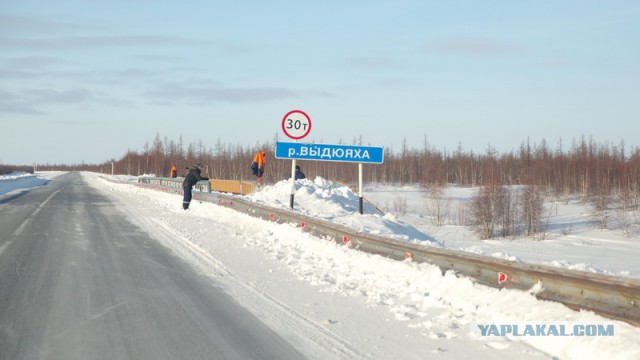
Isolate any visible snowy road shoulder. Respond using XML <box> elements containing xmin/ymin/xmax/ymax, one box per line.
<box><xmin>0</xmin><ymin>171</ymin><xmax>64</xmax><ymax>199</ymax></box>
<box><xmin>87</xmin><ymin>172</ymin><xmax>640</xmax><ymax>360</ymax></box>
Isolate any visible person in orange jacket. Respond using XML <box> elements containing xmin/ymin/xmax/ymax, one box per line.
<box><xmin>250</xmin><ymin>151</ymin><xmax>266</xmax><ymax>186</ymax></box>
<box><xmin>170</xmin><ymin>165</ymin><xmax>177</xmax><ymax>178</ymax></box>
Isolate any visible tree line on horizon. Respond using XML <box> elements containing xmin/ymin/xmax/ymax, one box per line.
<box><xmin>4</xmin><ymin>133</ymin><xmax>640</xmax><ymax>205</ymax></box>
<box><xmin>4</xmin><ymin>133</ymin><xmax>640</xmax><ymax>239</ymax></box>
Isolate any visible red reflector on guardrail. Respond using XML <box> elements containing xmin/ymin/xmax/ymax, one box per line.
<box><xmin>498</xmin><ymin>272</ymin><xmax>509</xmax><ymax>285</ymax></box>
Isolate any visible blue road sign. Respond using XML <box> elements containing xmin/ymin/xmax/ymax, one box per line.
<box><xmin>275</xmin><ymin>142</ymin><xmax>384</xmax><ymax>164</ymax></box>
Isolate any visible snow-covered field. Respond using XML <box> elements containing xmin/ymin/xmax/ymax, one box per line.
<box><xmin>364</xmin><ymin>183</ymin><xmax>640</xmax><ymax>279</ymax></box>
<box><xmin>0</xmin><ymin>171</ymin><xmax>60</xmax><ymax>198</ymax></box>
<box><xmin>3</xmin><ymin>171</ymin><xmax>640</xmax><ymax>359</ymax></box>
<box><xmin>240</xmin><ymin>177</ymin><xmax>640</xmax><ymax>279</ymax></box>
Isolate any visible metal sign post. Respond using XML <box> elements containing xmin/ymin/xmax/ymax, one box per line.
<box><xmin>290</xmin><ymin>159</ymin><xmax>297</xmax><ymax>208</ymax></box>
<box><xmin>358</xmin><ymin>163</ymin><xmax>364</xmax><ymax>214</ymax></box>
<box><xmin>281</xmin><ymin>110</ymin><xmax>312</xmax><ymax>209</ymax></box>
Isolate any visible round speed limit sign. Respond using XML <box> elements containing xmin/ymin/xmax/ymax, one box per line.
<box><xmin>282</xmin><ymin>110</ymin><xmax>312</xmax><ymax>140</ymax></box>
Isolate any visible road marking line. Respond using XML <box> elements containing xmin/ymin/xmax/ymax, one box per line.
<box><xmin>13</xmin><ymin>189</ymin><xmax>60</xmax><ymax>236</ymax></box>
<box><xmin>0</xmin><ymin>241</ymin><xmax>11</xmax><ymax>257</ymax></box>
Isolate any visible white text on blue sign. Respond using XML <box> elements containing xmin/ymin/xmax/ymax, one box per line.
<box><xmin>275</xmin><ymin>142</ymin><xmax>384</xmax><ymax>164</ymax></box>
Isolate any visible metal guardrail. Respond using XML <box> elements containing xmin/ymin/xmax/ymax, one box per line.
<box><xmin>125</xmin><ymin>176</ymin><xmax>640</xmax><ymax>325</ymax></box>
<box><xmin>138</xmin><ymin>177</ymin><xmax>211</xmax><ymax>192</ymax></box>
<box><xmin>138</xmin><ymin>177</ymin><xmax>254</xmax><ymax>194</ymax></box>
<box><xmin>210</xmin><ymin>179</ymin><xmax>256</xmax><ymax>195</ymax></box>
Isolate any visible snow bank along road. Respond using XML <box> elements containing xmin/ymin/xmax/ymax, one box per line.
<box><xmin>0</xmin><ymin>172</ymin><xmax>307</xmax><ymax>359</ymax></box>
<box><xmin>97</xmin><ymin>173</ymin><xmax>640</xmax><ymax>359</ymax></box>
<box><xmin>134</xmin><ymin>177</ymin><xmax>640</xmax><ymax>326</ymax></box>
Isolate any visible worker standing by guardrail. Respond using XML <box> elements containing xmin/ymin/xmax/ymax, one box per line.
<box><xmin>250</xmin><ymin>151</ymin><xmax>266</xmax><ymax>187</ymax></box>
<box><xmin>182</xmin><ymin>163</ymin><xmax>208</xmax><ymax>210</ymax></box>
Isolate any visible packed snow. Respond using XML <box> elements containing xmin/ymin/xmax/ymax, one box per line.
<box><xmin>3</xmin><ymin>171</ymin><xmax>640</xmax><ymax>359</ymax></box>
<box><xmin>362</xmin><ymin>184</ymin><xmax>640</xmax><ymax>279</ymax></box>
<box><xmin>0</xmin><ymin>171</ymin><xmax>58</xmax><ymax>198</ymax></box>
<box><xmin>246</xmin><ymin>177</ymin><xmax>438</xmax><ymax>244</ymax></box>
<box><xmin>240</xmin><ymin>177</ymin><xmax>640</xmax><ymax>279</ymax></box>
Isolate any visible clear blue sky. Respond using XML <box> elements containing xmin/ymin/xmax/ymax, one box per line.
<box><xmin>1</xmin><ymin>0</ymin><xmax>639</xmax><ymax>165</ymax></box>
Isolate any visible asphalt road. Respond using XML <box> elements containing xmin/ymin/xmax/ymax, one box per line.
<box><xmin>0</xmin><ymin>172</ymin><xmax>304</xmax><ymax>360</ymax></box>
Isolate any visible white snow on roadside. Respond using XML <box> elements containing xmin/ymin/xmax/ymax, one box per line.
<box><xmin>363</xmin><ymin>183</ymin><xmax>640</xmax><ymax>278</ymax></box>
<box><xmin>83</xmin><ymin>172</ymin><xmax>640</xmax><ymax>360</ymax></box>
<box><xmin>244</xmin><ymin>177</ymin><xmax>438</xmax><ymax>244</ymax></box>
<box><xmin>0</xmin><ymin>171</ymin><xmax>65</xmax><ymax>198</ymax></box>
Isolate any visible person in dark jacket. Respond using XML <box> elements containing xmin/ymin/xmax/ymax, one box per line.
<box><xmin>182</xmin><ymin>163</ymin><xmax>209</xmax><ymax>210</ymax></box>
<box><xmin>294</xmin><ymin>165</ymin><xmax>306</xmax><ymax>180</ymax></box>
